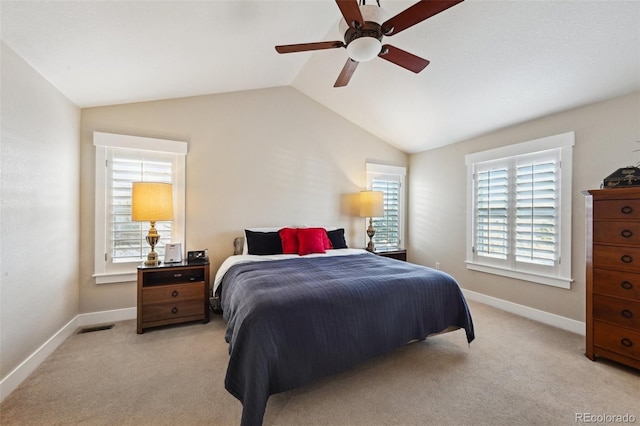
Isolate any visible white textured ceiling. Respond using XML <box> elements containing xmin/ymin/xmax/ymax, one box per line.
<box><xmin>2</xmin><ymin>0</ymin><xmax>639</xmax><ymax>153</ymax></box>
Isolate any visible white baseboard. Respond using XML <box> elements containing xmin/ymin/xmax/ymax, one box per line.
<box><xmin>0</xmin><ymin>307</ymin><xmax>136</xmax><ymax>402</ymax></box>
<box><xmin>463</xmin><ymin>289</ymin><xmax>585</xmax><ymax>336</ymax></box>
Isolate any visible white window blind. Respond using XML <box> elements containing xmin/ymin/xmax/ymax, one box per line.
<box><xmin>94</xmin><ymin>132</ymin><xmax>187</xmax><ymax>284</ymax></box>
<box><xmin>366</xmin><ymin>163</ymin><xmax>406</xmax><ymax>250</ymax></box>
<box><xmin>465</xmin><ymin>132</ymin><xmax>574</xmax><ymax>289</ymax></box>
<box><xmin>109</xmin><ymin>149</ymin><xmax>173</xmax><ymax>262</ymax></box>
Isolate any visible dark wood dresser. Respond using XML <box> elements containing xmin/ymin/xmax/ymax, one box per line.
<box><xmin>584</xmin><ymin>187</ymin><xmax>640</xmax><ymax>369</ymax></box>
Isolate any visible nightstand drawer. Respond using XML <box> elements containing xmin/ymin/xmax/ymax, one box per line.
<box><xmin>593</xmin><ymin>295</ymin><xmax>640</xmax><ymax>329</ymax></box>
<box><xmin>143</xmin><ymin>283</ymin><xmax>203</xmax><ymax>304</ymax></box>
<box><xmin>594</xmin><ymin>321</ymin><xmax>640</xmax><ymax>360</ymax></box>
<box><xmin>142</xmin><ymin>299</ymin><xmax>204</xmax><ymax>322</ymax></box>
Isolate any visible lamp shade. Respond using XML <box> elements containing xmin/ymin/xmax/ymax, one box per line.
<box><xmin>131</xmin><ymin>182</ymin><xmax>174</xmax><ymax>221</ymax></box>
<box><xmin>359</xmin><ymin>190</ymin><xmax>384</xmax><ymax>218</ymax></box>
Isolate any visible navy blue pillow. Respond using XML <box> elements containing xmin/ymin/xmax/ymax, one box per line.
<box><xmin>327</xmin><ymin>228</ymin><xmax>348</xmax><ymax>249</ymax></box>
<box><xmin>245</xmin><ymin>230</ymin><xmax>283</xmax><ymax>255</ymax></box>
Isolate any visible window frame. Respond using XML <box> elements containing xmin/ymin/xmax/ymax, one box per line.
<box><xmin>465</xmin><ymin>132</ymin><xmax>574</xmax><ymax>289</ymax></box>
<box><xmin>93</xmin><ymin>132</ymin><xmax>187</xmax><ymax>284</ymax></box>
<box><xmin>365</xmin><ymin>163</ymin><xmax>406</xmax><ymax>249</ymax></box>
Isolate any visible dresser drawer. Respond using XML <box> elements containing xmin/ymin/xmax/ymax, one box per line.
<box><xmin>143</xmin><ymin>283</ymin><xmax>203</xmax><ymax>304</ymax></box>
<box><xmin>593</xmin><ymin>295</ymin><xmax>640</xmax><ymax>329</ymax></box>
<box><xmin>593</xmin><ymin>321</ymin><xmax>640</xmax><ymax>360</ymax></box>
<box><xmin>593</xmin><ymin>245</ymin><xmax>640</xmax><ymax>273</ymax></box>
<box><xmin>594</xmin><ymin>222</ymin><xmax>640</xmax><ymax>246</ymax></box>
<box><xmin>142</xmin><ymin>299</ymin><xmax>204</xmax><ymax>322</ymax></box>
<box><xmin>594</xmin><ymin>199</ymin><xmax>640</xmax><ymax>220</ymax></box>
<box><xmin>593</xmin><ymin>269</ymin><xmax>640</xmax><ymax>301</ymax></box>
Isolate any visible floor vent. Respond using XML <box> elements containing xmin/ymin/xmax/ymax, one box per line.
<box><xmin>78</xmin><ymin>324</ymin><xmax>115</xmax><ymax>334</ymax></box>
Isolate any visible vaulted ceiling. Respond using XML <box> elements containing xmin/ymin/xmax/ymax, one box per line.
<box><xmin>2</xmin><ymin>1</ymin><xmax>639</xmax><ymax>153</ymax></box>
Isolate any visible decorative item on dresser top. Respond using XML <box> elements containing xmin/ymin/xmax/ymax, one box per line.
<box><xmin>583</xmin><ymin>187</ymin><xmax>640</xmax><ymax>370</ymax></box>
<box><xmin>137</xmin><ymin>261</ymin><xmax>210</xmax><ymax>334</ymax></box>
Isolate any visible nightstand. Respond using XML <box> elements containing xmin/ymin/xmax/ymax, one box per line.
<box><xmin>137</xmin><ymin>261</ymin><xmax>210</xmax><ymax>334</ymax></box>
<box><xmin>374</xmin><ymin>248</ymin><xmax>407</xmax><ymax>261</ymax></box>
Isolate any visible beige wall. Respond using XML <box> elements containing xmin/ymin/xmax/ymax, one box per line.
<box><xmin>0</xmin><ymin>42</ymin><xmax>81</xmax><ymax>378</ymax></box>
<box><xmin>79</xmin><ymin>87</ymin><xmax>408</xmax><ymax>313</ymax></box>
<box><xmin>408</xmin><ymin>91</ymin><xmax>640</xmax><ymax>321</ymax></box>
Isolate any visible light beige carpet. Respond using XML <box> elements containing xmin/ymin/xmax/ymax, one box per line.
<box><xmin>1</xmin><ymin>301</ymin><xmax>638</xmax><ymax>425</ymax></box>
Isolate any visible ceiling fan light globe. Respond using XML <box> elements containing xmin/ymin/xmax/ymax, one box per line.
<box><xmin>347</xmin><ymin>37</ymin><xmax>382</xmax><ymax>62</ymax></box>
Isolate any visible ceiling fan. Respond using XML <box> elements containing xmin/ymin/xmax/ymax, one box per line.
<box><xmin>275</xmin><ymin>0</ymin><xmax>464</xmax><ymax>87</ymax></box>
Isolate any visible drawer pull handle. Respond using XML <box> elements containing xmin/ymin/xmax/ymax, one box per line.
<box><xmin>621</xmin><ymin>206</ymin><xmax>633</xmax><ymax>214</ymax></box>
<box><xmin>621</xmin><ymin>229</ymin><xmax>633</xmax><ymax>238</ymax></box>
<box><xmin>171</xmin><ymin>307</ymin><xmax>179</xmax><ymax>314</ymax></box>
<box><xmin>621</xmin><ymin>255</ymin><xmax>633</xmax><ymax>264</ymax></box>
<box><xmin>621</xmin><ymin>309</ymin><xmax>634</xmax><ymax>319</ymax></box>
<box><xmin>172</xmin><ymin>290</ymin><xmax>179</xmax><ymax>297</ymax></box>
<box><xmin>621</xmin><ymin>281</ymin><xmax>633</xmax><ymax>290</ymax></box>
<box><xmin>620</xmin><ymin>338</ymin><xmax>633</xmax><ymax>348</ymax></box>
<box><xmin>173</xmin><ymin>273</ymin><xmax>182</xmax><ymax>278</ymax></box>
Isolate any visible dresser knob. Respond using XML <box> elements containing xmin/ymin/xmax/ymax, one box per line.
<box><xmin>620</xmin><ymin>229</ymin><xmax>633</xmax><ymax>238</ymax></box>
<box><xmin>621</xmin><ymin>206</ymin><xmax>633</xmax><ymax>214</ymax></box>
<box><xmin>621</xmin><ymin>255</ymin><xmax>633</xmax><ymax>264</ymax></box>
<box><xmin>172</xmin><ymin>290</ymin><xmax>179</xmax><ymax>297</ymax></box>
<box><xmin>620</xmin><ymin>338</ymin><xmax>633</xmax><ymax>348</ymax></box>
<box><xmin>621</xmin><ymin>309</ymin><xmax>634</xmax><ymax>319</ymax></box>
<box><xmin>621</xmin><ymin>281</ymin><xmax>633</xmax><ymax>290</ymax></box>
<box><xmin>171</xmin><ymin>307</ymin><xmax>179</xmax><ymax>314</ymax></box>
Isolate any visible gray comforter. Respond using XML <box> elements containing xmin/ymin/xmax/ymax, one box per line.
<box><xmin>220</xmin><ymin>253</ymin><xmax>474</xmax><ymax>426</ymax></box>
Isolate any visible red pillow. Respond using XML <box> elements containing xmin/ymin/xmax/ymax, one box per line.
<box><xmin>297</xmin><ymin>228</ymin><xmax>326</xmax><ymax>256</ymax></box>
<box><xmin>305</xmin><ymin>227</ymin><xmax>333</xmax><ymax>250</ymax></box>
<box><xmin>279</xmin><ymin>227</ymin><xmax>299</xmax><ymax>254</ymax></box>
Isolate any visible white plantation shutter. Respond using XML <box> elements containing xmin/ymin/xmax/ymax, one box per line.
<box><xmin>371</xmin><ymin>177</ymin><xmax>401</xmax><ymax>249</ymax></box>
<box><xmin>466</xmin><ymin>132</ymin><xmax>573</xmax><ymax>289</ymax></box>
<box><xmin>515</xmin><ymin>152</ymin><xmax>559</xmax><ymax>266</ymax></box>
<box><xmin>475</xmin><ymin>165</ymin><xmax>509</xmax><ymax>260</ymax></box>
<box><xmin>366</xmin><ymin>163</ymin><xmax>406</xmax><ymax>249</ymax></box>
<box><xmin>109</xmin><ymin>149</ymin><xmax>173</xmax><ymax>262</ymax></box>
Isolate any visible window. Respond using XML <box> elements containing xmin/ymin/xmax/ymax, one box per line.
<box><xmin>465</xmin><ymin>132</ymin><xmax>574</xmax><ymax>289</ymax></box>
<box><xmin>94</xmin><ymin>132</ymin><xmax>187</xmax><ymax>284</ymax></box>
<box><xmin>366</xmin><ymin>163</ymin><xmax>406</xmax><ymax>249</ymax></box>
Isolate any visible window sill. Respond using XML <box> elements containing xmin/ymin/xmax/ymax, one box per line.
<box><xmin>465</xmin><ymin>261</ymin><xmax>572</xmax><ymax>289</ymax></box>
<box><xmin>93</xmin><ymin>272</ymin><xmax>136</xmax><ymax>285</ymax></box>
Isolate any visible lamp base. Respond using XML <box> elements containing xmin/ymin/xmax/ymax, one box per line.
<box><xmin>366</xmin><ymin>217</ymin><xmax>375</xmax><ymax>252</ymax></box>
<box><xmin>144</xmin><ymin>221</ymin><xmax>161</xmax><ymax>266</ymax></box>
<box><xmin>144</xmin><ymin>251</ymin><xmax>159</xmax><ymax>266</ymax></box>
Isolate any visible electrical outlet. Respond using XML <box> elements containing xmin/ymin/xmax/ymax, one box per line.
<box><xmin>435</xmin><ymin>262</ymin><xmax>440</xmax><ymax>270</ymax></box>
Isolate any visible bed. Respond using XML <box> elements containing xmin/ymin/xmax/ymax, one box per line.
<box><xmin>214</xmin><ymin>235</ymin><xmax>475</xmax><ymax>426</ymax></box>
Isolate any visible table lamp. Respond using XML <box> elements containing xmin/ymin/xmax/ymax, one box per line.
<box><xmin>359</xmin><ymin>190</ymin><xmax>384</xmax><ymax>252</ymax></box>
<box><xmin>131</xmin><ymin>182</ymin><xmax>174</xmax><ymax>266</ymax></box>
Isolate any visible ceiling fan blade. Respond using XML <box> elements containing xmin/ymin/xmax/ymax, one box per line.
<box><xmin>334</xmin><ymin>59</ymin><xmax>359</xmax><ymax>87</ymax></box>
<box><xmin>379</xmin><ymin>45</ymin><xmax>430</xmax><ymax>73</ymax></box>
<box><xmin>335</xmin><ymin>0</ymin><xmax>364</xmax><ymax>28</ymax></box>
<box><xmin>275</xmin><ymin>41</ymin><xmax>345</xmax><ymax>54</ymax></box>
<box><xmin>382</xmin><ymin>0</ymin><xmax>464</xmax><ymax>36</ymax></box>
